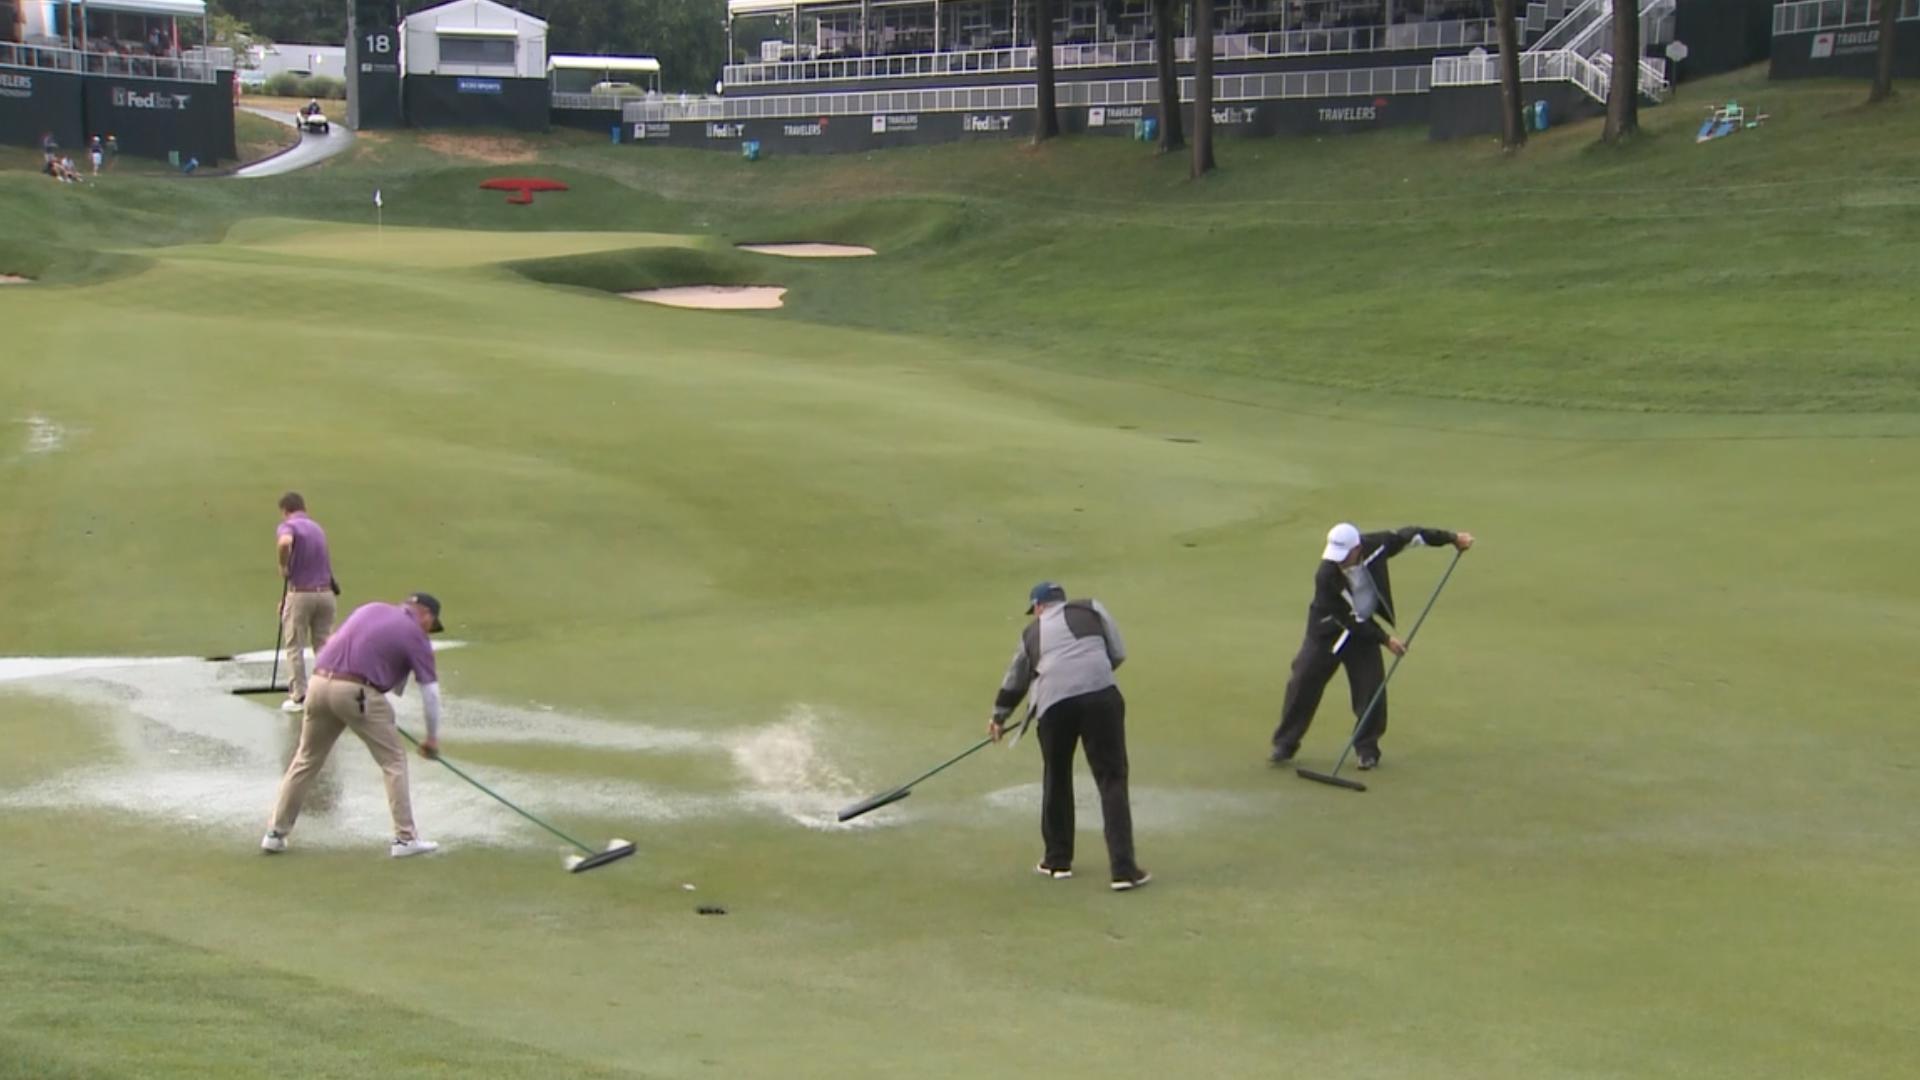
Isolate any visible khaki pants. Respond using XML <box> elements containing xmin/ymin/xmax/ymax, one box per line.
<box><xmin>281</xmin><ymin>590</ymin><xmax>336</xmax><ymax>702</ymax></box>
<box><xmin>268</xmin><ymin>675</ymin><xmax>416</xmax><ymax>842</ymax></box>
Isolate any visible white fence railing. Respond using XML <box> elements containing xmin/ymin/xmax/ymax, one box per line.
<box><xmin>1773</xmin><ymin>0</ymin><xmax>1920</xmax><ymax>34</ymax></box>
<box><xmin>723</xmin><ymin>19</ymin><xmax>1503</xmax><ymax>87</ymax></box>
<box><xmin>552</xmin><ymin>91</ymin><xmax>648</xmax><ymax>110</ymax></box>
<box><xmin>0</xmin><ymin>40</ymin><xmax>219</xmax><ymax>83</ymax></box>
<box><xmin>629</xmin><ymin>64</ymin><xmax>1431</xmax><ymax>123</ymax></box>
<box><xmin>1527</xmin><ymin>0</ymin><xmax>1608</xmax><ymax>53</ymax></box>
<box><xmin>1434</xmin><ymin>0</ymin><xmax>1670</xmax><ymax>105</ymax></box>
<box><xmin>1432</xmin><ymin>46</ymin><xmax>1666</xmax><ymax>104</ymax></box>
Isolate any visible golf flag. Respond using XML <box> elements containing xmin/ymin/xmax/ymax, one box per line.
<box><xmin>373</xmin><ymin>188</ymin><xmax>383</xmax><ymax>209</ymax></box>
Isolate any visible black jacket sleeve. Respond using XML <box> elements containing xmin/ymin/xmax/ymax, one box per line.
<box><xmin>1364</xmin><ymin>526</ymin><xmax>1457</xmax><ymax>560</ymax></box>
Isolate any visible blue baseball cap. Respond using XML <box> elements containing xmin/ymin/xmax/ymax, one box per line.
<box><xmin>1026</xmin><ymin>581</ymin><xmax>1066</xmax><ymax>613</ymax></box>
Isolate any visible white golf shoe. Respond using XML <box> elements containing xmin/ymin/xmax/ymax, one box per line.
<box><xmin>260</xmin><ymin>831</ymin><xmax>288</xmax><ymax>854</ymax></box>
<box><xmin>280</xmin><ymin>698</ymin><xmax>304</xmax><ymax>713</ymax></box>
<box><xmin>390</xmin><ymin>837</ymin><xmax>440</xmax><ymax>859</ymax></box>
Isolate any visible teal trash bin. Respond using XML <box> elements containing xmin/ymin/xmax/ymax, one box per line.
<box><xmin>1533</xmin><ymin>99</ymin><xmax>1549</xmax><ymax>131</ymax></box>
<box><xmin>1141</xmin><ymin>117</ymin><xmax>1158</xmax><ymax>142</ymax></box>
<box><xmin>610</xmin><ymin>125</ymin><xmax>622</xmax><ymax>144</ymax></box>
<box><xmin>742</xmin><ymin>140</ymin><xmax>760</xmax><ymax>161</ymax></box>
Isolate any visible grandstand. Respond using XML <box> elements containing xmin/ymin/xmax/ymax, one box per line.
<box><xmin>623</xmin><ymin>0</ymin><xmax>1683</xmax><ymax>151</ymax></box>
<box><xmin>1769</xmin><ymin>0</ymin><xmax>1920</xmax><ymax>80</ymax></box>
<box><xmin>0</xmin><ymin>0</ymin><xmax>235</xmax><ymax>164</ymax></box>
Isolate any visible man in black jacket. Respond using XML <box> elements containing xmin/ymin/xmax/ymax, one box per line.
<box><xmin>1269</xmin><ymin>523</ymin><xmax>1473</xmax><ymax>770</ymax></box>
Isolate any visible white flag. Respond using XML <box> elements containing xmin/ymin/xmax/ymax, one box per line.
<box><xmin>373</xmin><ymin>188</ymin><xmax>383</xmax><ymax>209</ymax></box>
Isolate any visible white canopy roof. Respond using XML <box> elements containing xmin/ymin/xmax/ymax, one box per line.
<box><xmin>729</xmin><ymin>0</ymin><xmax>874</xmax><ymax>15</ymax></box>
<box><xmin>407</xmin><ymin>0</ymin><xmax>548</xmax><ymax>31</ymax></box>
<box><xmin>550</xmin><ymin>55</ymin><xmax>661</xmax><ymax>75</ymax></box>
<box><xmin>66</xmin><ymin>0</ymin><xmax>206</xmax><ymax>17</ymax></box>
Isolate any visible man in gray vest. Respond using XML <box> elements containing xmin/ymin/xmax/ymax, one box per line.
<box><xmin>991</xmin><ymin>582</ymin><xmax>1150</xmax><ymax>892</ymax></box>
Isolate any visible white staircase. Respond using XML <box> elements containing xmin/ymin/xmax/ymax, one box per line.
<box><xmin>1432</xmin><ymin>0</ymin><xmax>1676</xmax><ymax>106</ymax></box>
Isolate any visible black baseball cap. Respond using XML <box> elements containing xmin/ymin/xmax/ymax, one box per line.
<box><xmin>407</xmin><ymin>592</ymin><xmax>445</xmax><ymax>633</ymax></box>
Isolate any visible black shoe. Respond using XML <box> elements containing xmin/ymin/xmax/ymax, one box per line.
<box><xmin>1111</xmin><ymin>869</ymin><xmax>1152</xmax><ymax>893</ymax></box>
<box><xmin>1268</xmin><ymin>746</ymin><xmax>1297</xmax><ymax>765</ymax></box>
<box><xmin>1356</xmin><ymin>753</ymin><xmax>1381</xmax><ymax>771</ymax></box>
<box><xmin>1034</xmin><ymin>862</ymin><xmax>1073</xmax><ymax>880</ymax></box>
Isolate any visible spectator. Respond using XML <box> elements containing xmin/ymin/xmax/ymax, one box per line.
<box><xmin>89</xmin><ymin>135</ymin><xmax>103</xmax><ymax>175</ymax></box>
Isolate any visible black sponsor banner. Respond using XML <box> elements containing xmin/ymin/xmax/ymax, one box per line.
<box><xmin>628</xmin><ymin>110</ymin><xmax>1033</xmax><ymax>152</ymax></box>
<box><xmin>1770</xmin><ymin>23</ymin><xmax>1920</xmax><ymax>81</ymax></box>
<box><xmin>628</xmin><ymin>92</ymin><xmax>1425</xmax><ymax>154</ymax></box>
<box><xmin>551</xmin><ymin>107</ymin><xmax>624</xmax><ymax>135</ymax></box>
<box><xmin>1066</xmin><ymin>97</ymin><xmax>1428</xmax><ymax>137</ymax></box>
<box><xmin>349</xmin><ymin>1</ymin><xmax>404</xmax><ymax>130</ymax></box>
<box><xmin>1673</xmin><ymin>0</ymin><xmax>1776</xmax><ymax>79</ymax></box>
<box><xmin>1426</xmin><ymin>82</ymin><xmax>1603</xmax><ymax>141</ymax></box>
<box><xmin>0</xmin><ymin>67</ymin><xmax>86</xmax><ymax>154</ymax></box>
<box><xmin>1181</xmin><ymin>93</ymin><xmax>1430</xmax><ymax>136</ymax></box>
<box><xmin>82</xmin><ymin>73</ymin><xmax>237</xmax><ymax>163</ymax></box>
<box><xmin>403</xmin><ymin>75</ymin><xmax>550</xmax><ymax>131</ymax></box>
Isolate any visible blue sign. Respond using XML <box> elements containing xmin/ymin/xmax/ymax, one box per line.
<box><xmin>456</xmin><ymin>78</ymin><xmax>503</xmax><ymax>95</ymax></box>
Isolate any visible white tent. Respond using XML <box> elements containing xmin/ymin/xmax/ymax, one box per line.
<box><xmin>402</xmin><ymin>0</ymin><xmax>548</xmax><ymax>78</ymax></box>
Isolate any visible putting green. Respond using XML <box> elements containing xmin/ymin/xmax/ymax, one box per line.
<box><xmin>207</xmin><ymin>218</ymin><xmax>701</xmax><ymax>269</ymax></box>
<box><xmin>1</xmin><ymin>66</ymin><xmax>1916</xmax><ymax>1080</ymax></box>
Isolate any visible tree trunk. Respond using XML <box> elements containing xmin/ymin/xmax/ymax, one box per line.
<box><xmin>1495</xmin><ymin>0</ymin><xmax>1525</xmax><ymax>150</ymax></box>
<box><xmin>1154</xmin><ymin>0</ymin><xmax>1184</xmax><ymax>152</ymax></box>
<box><xmin>1602</xmin><ymin>0</ymin><xmax>1639</xmax><ymax>143</ymax></box>
<box><xmin>1033</xmin><ymin>0</ymin><xmax>1060</xmax><ymax>141</ymax></box>
<box><xmin>1868</xmin><ymin>0</ymin><xmax>1898</xmax><ymax>103</ymax></box>
<box><xmin>1191</xmin><ymin>0</ymin><xmax>1215</xmax><ymax>176</ymax></box>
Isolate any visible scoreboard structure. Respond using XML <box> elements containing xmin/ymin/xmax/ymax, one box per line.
<box><xmin>347</xmin><ymin>0</ymin><xmax>403</xmax><ymax>130</ymax></box>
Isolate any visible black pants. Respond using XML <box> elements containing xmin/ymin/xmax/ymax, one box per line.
<box><xmin>1270</xmin><ymin>633</ymin><xmax>1388</xmax><ymax>758</ymax></box>
<box><xmin>1037</xmin><ymin>686</ymin><xmax>1139</xmax><ymax>880</ymax></box>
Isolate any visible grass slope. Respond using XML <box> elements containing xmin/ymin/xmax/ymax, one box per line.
<box><xmin>1</xmin><ymin>67</ymin><xmax>1917</xmax><ymax>1079</ymax></box>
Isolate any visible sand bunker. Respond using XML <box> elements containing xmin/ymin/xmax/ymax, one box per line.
<box><xmin>624</xmin><ymin>286</ymin><xmax>787</xmax><ymax>310</ymax></box>
<box><xmin>0</xmin><ymin>274</ymin><xmax>31</xmax><ymax>285</ymax></box>
<box><xmin>418</xmin><ymin>132</ymin><xmax>542</xmax><ymax>164</ymax></box>
<box><xmin>736</xmin><ymin>243</ymin><xmax>876</xmax><ymax>258</ymax></box>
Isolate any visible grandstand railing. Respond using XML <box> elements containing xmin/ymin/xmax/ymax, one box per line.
<box><xmin>0</xmin><ymin>41</ymin><xmax>220</xmax><ymax>83</ymax></box>
<box><xmin>1527</xmin><ymin>0</ymin><xmax>1607</xmax><ymax>53</ymax></box>
<box><xmin>1433</xmin><ymin>0</ymin><xmax>1670</xmax><ymax>104</ymax></box>
<box><xmin>552</xmin><ymin>90</ymin><xmax>651</xmax><ymax>110</ymax></box>
<box><xmin>1773</xmin><ymin>0</ymin><xmax>1920</xmax><ymax>33</ymax></box>
<box><xmin>722</xmin><ymin>19</ymin><xmax>1504</xmax><ymax>87</ymax></box>
<box><xmin>1431</xmin><ymin>47</ymin><xmax>1666</xmax><ymax>103</ymax></box>
<box><xmin>629</xmin><ymin>64</ymin><xmax>1431</xmax><ymax>123</ymax></box>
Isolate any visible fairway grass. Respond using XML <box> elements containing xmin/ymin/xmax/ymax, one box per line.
<box><xmin>2</xmin><ymin>67</ymin><xmax>1917</xmax><ymax>1079</ymax></box>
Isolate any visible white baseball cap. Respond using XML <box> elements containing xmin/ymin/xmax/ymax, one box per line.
<box><xmin>1322</xmin><ymin>523</ymin><xmax>1361</xmax><ymax>562</ymax></box>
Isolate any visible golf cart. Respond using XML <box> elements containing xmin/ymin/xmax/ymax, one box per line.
<box><xmin>295</xmin><ymin>102</ymin><xmax>330</xmax><ymax>135</ymax></box>
<box><xmin>590</xmin><ymin>80</ymin><xmax>648</xmax><ymax>99</ymax></box>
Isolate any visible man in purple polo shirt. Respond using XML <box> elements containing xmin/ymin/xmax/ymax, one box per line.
<box><xmin>276</xmin><ymin>492</ymin><xmax>337</xmax><ymax>713</ymax></box>
<box><xmin>262</xmin><ymin>593</ymin><xmax>447</xmax><ymax>859</ymax></box>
